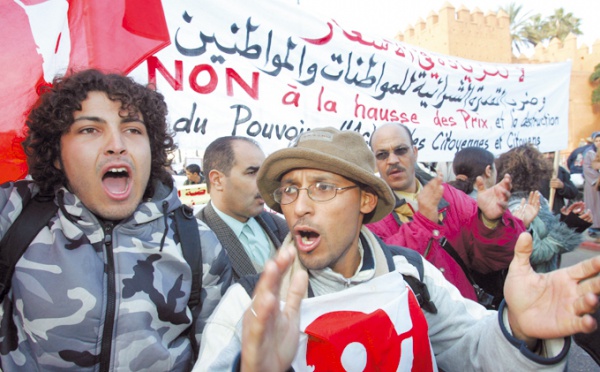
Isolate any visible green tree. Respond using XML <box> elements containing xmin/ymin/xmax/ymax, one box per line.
<box><xmin>521</xmin><ymin>14</ymin><xmax>548</xmax><ymax>46</ymax></box>
<box><xmin>545</xmin><ymin>8</ymin><xmax>582</xmax><ymax>41</ymax></box>
<box><xmin>502</xmin><ymin>5</ymin><xmax>583</xmax><ymax>54</ymax></box>
<box><xmin>500</xmin><ymin>3</ymin><xmax>533</xmax><ymax>54</ymax></box>
<box><xmin>590</xmin><ymin>63</ymin><xmax>600</xmax><ymax>106</ymax></box>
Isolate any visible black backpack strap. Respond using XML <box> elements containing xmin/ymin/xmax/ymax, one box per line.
<box><xmin>439</xmin><ymin>237</ymin><xmax>497</xmax><ymax>309</ymax></box>
<box><xmin>174</xmin><ymin>205</ymin><xmax>203</xmax><ymax>310</ymax></box>
<box><xmin>402</xmin><ymin>275</ymin><xmax>437</xmax><ymax>314</ymax></box>
<box><xmin>240</xmin><ymin>235</ymin><xmax>437</xmax><ymax>315</ymax></box>
<box><xmin>376</xmin><ymin>235</ymin><xmax>437</xmax><ymax>314</ymax></box>
<box><xmin>259</xmin><ymin>212</ymin><xmax>277</xmax><ymax>232</ymax></box>
<box><xmin>256</xmin><ymin>212</ymin><xmax>288</xmax><ymax>248</ymax></box>
<box><xmin>0</xmin><ymin>195</ymin><xmax>58</xmax><ymax>303</ymax></box>
<box><xmin>173</xmin><ymin>204</ymin><xmax>203</xmax><ymax>361</ymax></box>
<box><xmin>367</xmin><ymin>234</ymin><xmax>437</xmax><ymax>314</ymax></box>
<box><xmin>238</xmin><ymin>274</ymin><xmax>261</xmax><ymax>296</ymax></box>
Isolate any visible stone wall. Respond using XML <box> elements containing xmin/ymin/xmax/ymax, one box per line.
<box><xmin>396</xmin><ymin>2</ymin><xmax>600</xmax><ymax>159</ymax></box>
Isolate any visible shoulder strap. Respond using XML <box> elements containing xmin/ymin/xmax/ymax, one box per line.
<box><xmin>239</xmin><ymin>235</ymin><xmax>439</xmax><ymax>314</ymax></box>
<box><xmin>238</xmin><ymin>273</ymin><xmax>261</xmax><ymax>296</ymax></box>
<box><xmin>259</xmin><ymin>212</ymin><xmax>277</xmax><ymax>231</ymax></box>
<box><xmin>402</xmin><ymin>275</ymin><xmax>437</xmax><ymax>314</ymax></box>
<box><xmin>439</xmin><ymin>238</ymin><xmax>496</xmax><ymax>308</ymax></box>
<box><xmin>173</xmin><ymin>204</ymin><xmax>203</xmax><ymax>362</ymax></box>
<box><xmin>256</xmin><ymin>212</ymin><xmax>282</xmax><ymax>247</ymax></box>
<box><xmin>374</xmin><ymin>235</ymin><xmax>437</xmax><ymax>314</ymax></box>
<box><xmin>438</xmin><ymin>238</ymin><xmax>477</xmax><ymax>285</ymax></box>
<box><xmin>0</xmin><ymin>195</ymin><xmax>58</xmax><ymax>303</ymax></box>
<box><xmin>173</xmin><ymin>204</ymin><xmax>203</xmax><ymax>310</ymax></box>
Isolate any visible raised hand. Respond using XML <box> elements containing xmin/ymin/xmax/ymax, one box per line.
<box><xmin>476</xmin><ymin>173</ymin><xmax>512</xmax><ymax>221</ymax></box>
<box><xmin>504</xmin><ymin>233</ymin><xmax>600</xmax><ymax>344</ymax></box>
<box><xmin>241</xmin><ymin>244</ymin><xmax>308</xmax><ymax>372</ymax></box>
<box><xmin>561</xmin><ymin>201</ymin><xmax>593</xmax><ymax>224</ymax></box>
<box><xmin>549</xmin><ymin>177</ymin><xmax>564</xmax><ymax>190</ymax></box>
<box><xmin>511</xmin><ymin>191</ymin><xmax>541</xmax><ymax>228</ymax></box>
<box><xmin>417</xmin><ymin>175</ymin><xmax>444</xmax><ymax>223</ymax></box>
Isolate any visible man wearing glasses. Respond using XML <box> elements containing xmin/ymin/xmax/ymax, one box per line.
<box><xmin>367</xmin><ymin>123</ymin><xmax>526</xmax><ymax>306</ymax></box>
<box><xmin>194</xmin><ymin>127</ymin><xmax>600</xmax><ymax>371</ymax></box>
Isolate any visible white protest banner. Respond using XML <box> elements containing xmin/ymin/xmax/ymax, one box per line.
<box><xmin>128</xmin><ymin>0</ymin><xmax>571</xmax><ymax>161</ymax></box>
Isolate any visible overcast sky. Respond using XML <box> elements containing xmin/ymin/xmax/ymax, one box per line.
<box><xmin>294</xmin><ymin>0</ymin><xmax>600</xmax><ymax>55</ymax></box>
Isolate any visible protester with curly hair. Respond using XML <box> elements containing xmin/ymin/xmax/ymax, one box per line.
<box><xmin>495</xmin><ymin>144</ymin><xmax>582</xmax><ymax>273</ymax></box>
<box><xmin>1</xmin><ymin>69</ymin><xmax>232</xmax><ymax>371</ymax></box>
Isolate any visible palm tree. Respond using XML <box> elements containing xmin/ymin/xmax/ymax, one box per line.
<box><xmin>502</xmin><ymin>4</ymin><xmax>583</xmax><ymax>54</ymax></box>
<box><xmin>590</xmin><ymin>63</ymin><xmax>600</xmax><ymax>106</ymax></box>
<box><xmin>499</xmin><ymin>3</ymin><xmax>533</xmax><ymax>54</ymax></box>
<box><xmin>521</xmin><ymin>14</ymin><xmax>548</xmax><ymax>46</ymax></box>
<box><xmin>545</xmin><ymin>8</ymin><xmax>582</xmax><ymax>42</ymax></box>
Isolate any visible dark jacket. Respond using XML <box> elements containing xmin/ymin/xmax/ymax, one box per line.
<box><xmin>196</xmin><ymin>201</ymin><xmax>289</xmax><ymax>280</ymax></box>
<box><xmin>539</xmin><ymin>166</ymin><xmax>579</xmax><ymax>214</ymax></box>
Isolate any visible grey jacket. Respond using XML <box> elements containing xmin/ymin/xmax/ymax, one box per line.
<box><xmin>0</xmin><ymin>180</ymin><xmax>232</xmax><ymax>371</ymax></box>
<box><xmin>197</xmin><ymin>201</ymin><xmax>288</xmax><ymax>281</ymax></box>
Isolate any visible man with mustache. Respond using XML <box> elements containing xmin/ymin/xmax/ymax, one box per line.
<box><xmin>197</xmin><ymin>136</ymin><xmax>289</xmax><ymax>281</ymax></box>
<box><xmin>367</xmin><ymin>123</ymin><xmax>527</xmax><ymax>305</ymax></box>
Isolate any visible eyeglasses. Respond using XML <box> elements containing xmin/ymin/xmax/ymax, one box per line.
<box><xmin>273</xmin><ymin>182</ymin><xmax>359</xmax><ymax>205</ymax></box>
<box><xmin>374</xmin><ymin>146</ymin><xmax>410</xmax><ymax>161</ymax></box>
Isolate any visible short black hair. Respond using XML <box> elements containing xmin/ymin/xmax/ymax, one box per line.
<box><xmin>202</xmin><ymin>136</ymin><xmax>260</xmax><ymax>192</ymax></box>
<box><xmin>186</xmin><ymin>163</ymin><xmax>201</xmax><ymax>175</ymax></box>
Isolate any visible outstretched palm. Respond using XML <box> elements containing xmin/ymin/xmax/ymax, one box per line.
<box><xmin>504</xmin><ymin>233</ymin><xmax>600</xmax><ymax>341</ymax></box>
<box><xmin>241</xmin><ymin>245</ymin><xmax>308</xmax><ymax>372</ymax></box>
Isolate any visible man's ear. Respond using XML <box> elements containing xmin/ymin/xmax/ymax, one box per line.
<box><xmin>208</xmin><ymin>170</ymin><xmax>224</xmax><ymax>190</ymax></box>
<box><xmin>360</xmin><ymin>189</ymin><xmax>378</xmax><ymax>216</ymax></box>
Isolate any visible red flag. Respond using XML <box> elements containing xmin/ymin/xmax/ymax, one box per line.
<box><xmin>0</xmin><ymin>0</ymin><xmax>170</xmax><ymax>184</ymax></box>
<box><xmin>293</xmin><ymin>272</ymin><xmax>436</xmax><ymax>371</ymax></box>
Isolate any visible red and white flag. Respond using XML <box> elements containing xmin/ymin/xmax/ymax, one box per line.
<box><xmin>292</xmin><ymin>272</ymin><xmax>437</xmax><ymax>371</ymax></box>
<box><xmin>0</xmin><ymin>0</ymin><xmax>170</xmax><ymax>184</ymax></box>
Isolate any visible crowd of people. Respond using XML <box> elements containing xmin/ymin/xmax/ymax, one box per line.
<box><xmin>1</xmin><ymin>69</ymin><xmax>600</xmax><ymax>371</ymax></box>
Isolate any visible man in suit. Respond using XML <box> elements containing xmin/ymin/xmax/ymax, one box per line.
<box><xmin>197</xmin><ymin>136</ymin><xmax>288</xmax><ymax>280</ymax></box>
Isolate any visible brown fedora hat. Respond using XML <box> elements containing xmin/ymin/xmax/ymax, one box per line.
<box><xmin>257</xmin><ymin>127</ymin><xmax>394</xmax><ymax>223</ymax></box>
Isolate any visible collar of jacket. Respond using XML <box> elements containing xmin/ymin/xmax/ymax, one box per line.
<box><xmin>392</xmin><ymin>173</ymin><xmax>450</xmax><ymax>221</ymax></box>
<box><xmin>55</xmin><ymin>180</ymin><xmax>181</xmax><ymax>243</ymax></box>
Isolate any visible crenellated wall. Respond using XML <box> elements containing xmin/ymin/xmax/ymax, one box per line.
<box><xmin>397</xmin><ymin>3</ymin><xmax>512</xmax><ymax>63</ymax></box>
<box><xmin>395</xmin><ymin>2</ymin><xmax>600</xmax><ymax>158</ymax></box>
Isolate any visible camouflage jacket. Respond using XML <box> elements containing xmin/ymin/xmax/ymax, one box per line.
<box><xmin>0</xmin><ymin>180</ymin><xmax>232</xmax><ymax>371</ymax></box>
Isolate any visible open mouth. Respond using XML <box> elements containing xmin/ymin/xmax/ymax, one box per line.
<box><xmin>295</xmin><ymin>228</ymin><xmax>321</xmax><ymax>253</ymax></box>
<box><xmin>102</xmin><ymin>167</ymin><xmax>131</xmax><ymax>197</ymax></box>
<box><xmin>299</xmin><ymin>230</ymin><xmax>319</xmax><ymax>243</ymax></box>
